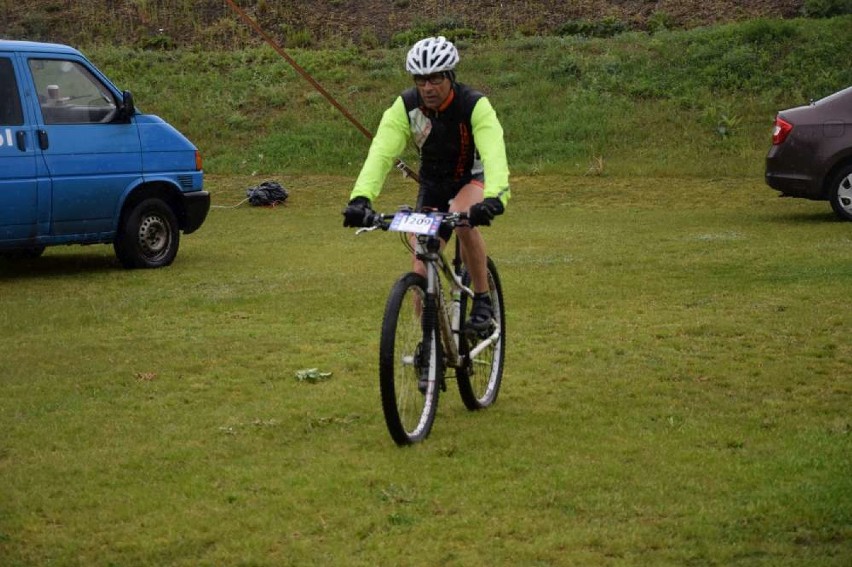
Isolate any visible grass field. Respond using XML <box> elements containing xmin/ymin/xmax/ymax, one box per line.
<box><xmin>1</xmin><ymin>174</ymin><xmax>850</xmax><ymax>565</ymax></box>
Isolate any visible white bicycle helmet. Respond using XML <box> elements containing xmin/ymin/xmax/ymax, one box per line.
<box><xmin>405</xmin><ymin>36</ymin><xmax>459</xmax><ymax>75</ymax></box>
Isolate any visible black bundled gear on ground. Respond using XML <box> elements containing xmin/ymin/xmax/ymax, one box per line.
<box><xmin>246</xmin><ymin>181</ymin><xmax>289</xmax><ymax>207</ymax></box>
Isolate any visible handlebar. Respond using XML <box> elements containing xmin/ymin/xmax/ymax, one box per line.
<box><xmin>356</xmin><ymin>209</ymin><xmax>471</xmax><ymax>235</ymax></box>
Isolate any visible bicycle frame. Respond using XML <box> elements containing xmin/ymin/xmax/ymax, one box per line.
<box><xmin>417</xmin><ymin>234</ymin><xmax>469</xmax><ymax>369</ymax></box>
<box><xmin>416</xmin><ymin>232</ymin><xmax>502</xmax><ymax>370</ymax></box>
<box><xmin>358</xmin><ymin>210</ymin><xmax>502</xmax><ymax>370</ymax></box>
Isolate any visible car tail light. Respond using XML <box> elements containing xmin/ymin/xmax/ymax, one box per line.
<box><xmin>772</xmin><ymin>116</ymin><xmax>793</xmax><ymax>145</ymax></box>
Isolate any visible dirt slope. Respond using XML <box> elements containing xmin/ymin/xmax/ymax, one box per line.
<box><xmin>1</xmin><ymin>1</ymin><xmax>805</xmax><ymax>48</ymax></box>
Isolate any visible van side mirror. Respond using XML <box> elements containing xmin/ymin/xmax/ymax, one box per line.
<box><xmin>118</xmin><ymin>90</ymin><xmax>135</xmax><ymax>120</ymax></box>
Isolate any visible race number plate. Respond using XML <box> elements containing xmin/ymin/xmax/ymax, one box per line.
<box><xmin>388</xmin><ymin>212</ymin><xmax>441</xmax><ymax>236</ymax></box>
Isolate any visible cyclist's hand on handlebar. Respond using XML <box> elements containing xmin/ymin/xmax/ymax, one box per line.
<box><xmin>342</xmin><ymin>196</ymin><xmax>375</xmax><ymax>227</ymax></box>
<box><xmin>468</xmin><ymin>198</ymin><xmax>504</xmax><ymax>227</ymax></box>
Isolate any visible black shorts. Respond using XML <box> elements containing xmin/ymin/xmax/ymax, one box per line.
<box><xmin>416</xmin><ymin>174</ymin><xmax>485</xmax><ymax>240</ymax></box>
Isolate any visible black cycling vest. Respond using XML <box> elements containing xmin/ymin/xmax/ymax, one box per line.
<box><xmin>401</xmin><ymin>83</ymin><xmax>484</xmax><ymax>189</ymax></box>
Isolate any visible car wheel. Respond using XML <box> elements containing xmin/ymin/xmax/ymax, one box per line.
<box><xmin>828</xmin><ymin>164</ymin><xmax>852</xmax><ymax>221</ymax></box>
<box><xmin>114</xmin><ymin>197</ymin><xmax>180</xmax><ymax>269</ymax></box>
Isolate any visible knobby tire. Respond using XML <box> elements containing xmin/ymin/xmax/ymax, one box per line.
<box><xmin>379</xmin><ymin>272</ymin><xmax>441</xmax><ymax>445</ymax></box>
<box><xmin>456</xmin><ymin>256</ymin><xmax>505</xmax><ymax>410</ymax></box>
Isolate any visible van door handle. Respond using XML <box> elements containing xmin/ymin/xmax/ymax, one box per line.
<box><xmin>16</xmin><ymin>130</ymin><xmax>26</xmax><ymax>151</ymax></box>
<box><xmin>38</xmin><ymin>130</ymin><xmax>49</xmax><ymax>150</ymax></box>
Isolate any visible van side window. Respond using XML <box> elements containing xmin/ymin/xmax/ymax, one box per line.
<box><xmin>0</xmin><ymin>58</ymin><xmax>24</xmax><ymax>126</ymax></box>
<box><xmin>28</xmin><ymin>58</ymin><xmax>118</xmax><ymax>124</ymax></box>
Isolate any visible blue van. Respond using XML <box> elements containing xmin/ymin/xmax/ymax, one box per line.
<box><xmin>0</xmin><ymin>40</ymin><xmax>208</xmax><ymax>268</ymax></box>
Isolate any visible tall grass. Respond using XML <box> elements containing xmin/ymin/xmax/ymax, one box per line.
<box><xmin>1</xmin><ymin>175</ymin><xmax>850</xmax><ymax>564</ymax></box>
<box><xmin>85</xmin><ymin>16</ymin><xmax>852</xmax><ymax>177</ymax></box>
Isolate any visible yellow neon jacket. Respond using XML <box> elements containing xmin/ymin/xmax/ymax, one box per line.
<box><xmin>350</xmin><ymin>83</ymin><xmax>510</xmax><ymax>207</ymax></box>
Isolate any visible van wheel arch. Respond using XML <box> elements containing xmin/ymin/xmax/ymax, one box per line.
<box><xmin>118</xmin><ymin>183</ymin><xmax>183</xmax><ymax>229</ymax></box>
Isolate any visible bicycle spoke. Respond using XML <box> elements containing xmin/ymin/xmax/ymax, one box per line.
<box><xmin>456</xmin><ymin>257</ymin><xmax>505</xmax><ymax>410</ymax></box>
<box><xmin>380</xmin><ymin>273</ymin><xmax>440</xmax><ymax>445</ymax></box>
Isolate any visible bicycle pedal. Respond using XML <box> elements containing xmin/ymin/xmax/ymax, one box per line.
<box><xmin>465</xmin><ymin>321</ymin><xmax>495</xmax><ymax>340</ymax></box>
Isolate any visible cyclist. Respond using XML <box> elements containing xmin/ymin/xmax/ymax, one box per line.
<box><xmin>343</xmin><ymin>36</ymin><xmax>510</xmax><ymax>332</ymax></box>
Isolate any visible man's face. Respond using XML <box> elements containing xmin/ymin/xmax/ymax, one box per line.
<box><xmin>414</xmin><ymin>73</ymin><xmax>452</xmax><ymax>110</ymax></box>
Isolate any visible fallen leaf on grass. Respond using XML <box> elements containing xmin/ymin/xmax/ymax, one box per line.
<box><xmin>135</xmin><ymin>372</ymin><xmax>157</xmax><ymax>381</ymax></box>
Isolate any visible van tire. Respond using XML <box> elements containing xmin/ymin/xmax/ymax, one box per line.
<box><xmin>114</xmin><ymin>198</ymin><xmax>180</xmax><ymax>269</ymax></box>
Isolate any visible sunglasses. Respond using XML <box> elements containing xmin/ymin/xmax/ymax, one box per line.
<box><xmin>413</xmin><ymin>73</ymin><xmax>447</xmax><ymax>86</ymax></box>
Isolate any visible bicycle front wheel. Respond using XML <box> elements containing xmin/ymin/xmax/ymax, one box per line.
<box><xmin>457</xmin><ymin>257</ymin><xmax>505</xmax><ymax>410</ymax></box>
<box><xmin>379</xmin><ymin>272</ymin><xmax>441</xmax><ymax>445</ymax></box>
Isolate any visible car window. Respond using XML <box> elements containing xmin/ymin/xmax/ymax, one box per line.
<box><xmin>0</xmin><ymin>57</ymin><xmax>24</xmax><ymax>126</ymax></box>
<box><xmin>27</xmin><ymin>58</ymin><xmax>117</xmax><ymax>124</ymax></box>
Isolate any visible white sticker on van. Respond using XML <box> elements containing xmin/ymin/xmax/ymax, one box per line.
<box><xmin>1</xmin><ymin>128</ymin><xmax>11</xmax><ymax>147</ymax></box>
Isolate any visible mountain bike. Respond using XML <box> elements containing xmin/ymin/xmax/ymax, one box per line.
<box><xmin>356</xmin><ymin>207</ymin><xmax>506</xmax><ymax>445</ymax></box>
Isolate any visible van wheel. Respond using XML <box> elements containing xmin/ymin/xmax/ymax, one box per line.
<box><xmin>114</xmin><ymin>198</ymin><xmax>180</xmax><ymax>269</ymax></box>
<box><xmin>828</xmin><ymin>164</ymin><xmax>852</xmax><ymax>221</ymax></box>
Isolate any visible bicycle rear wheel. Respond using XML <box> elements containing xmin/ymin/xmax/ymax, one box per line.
<box><xmin>456</xmin><ymin>257</ymin><xmax>505</xmax><ymax>410</ymax></box>
<box><xmin>379</xmin><ymin>272</ymin><xmax>442</xmax><ymax>445</ymax></box>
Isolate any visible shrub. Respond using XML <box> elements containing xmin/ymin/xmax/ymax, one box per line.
<box><xmin>549</xmin><ymin>57</ymin><xmax>582</xmax><ymax>82</ymax></box>
<box><xmin>359</xmin><ymin>29</ymin><xmax>380</xmax><ymax>49</ymax></box>
<box><xmin>647</xmin><ymin>11</ymin><xmax>675</xmax><ymax>33</ymax></box>
<box><xmin>739</xmin><ymin>18</ymin><xmax>800</xmax><ymax>46</ymax></box>
<box><xmin>801</xmin><ymin>0</ymin><xmax>852</xmax><ymax>17</ymax></box>
<box><xmin>702</xmin><ymin>103</ymin><xmax>742</xmax><ymax>139</ymax></box>
<box><xmin>137</xmin><ymin>33</ymin><xmax>177</xmax><ymax>51</ymax></box>
<box><xmin>390</xmin><ymin>16</ymin><xmax>477</xmax><ymax>46</ymax></box>
<box><xmin>283</xmin><ymin>27</ymin><xmax>314</xmax><ymax>48</ymax></box>
<box><xmin>19</xmin><ymin>12</ymin><xmax>51</xmax><ymax>39</ymax></box>
<box><xmin>557</xmin><ymin>16</ymin><xmax>628</xmax><ymax>38</ymax></box>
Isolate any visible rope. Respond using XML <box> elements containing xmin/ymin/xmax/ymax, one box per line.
<box><xmin>211</xmin><ymin>197</ymin><xmax>250</xmax><ymax>209</ymax></box>
<box><xmin>223</xmin><ymin>0</ymin><xmax>419</xmax><ymax>183</ymax></box>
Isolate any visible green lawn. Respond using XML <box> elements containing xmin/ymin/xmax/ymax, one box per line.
<box><xmin>1</xmin><ymin>174</ymin><xmax>850</xmax><ymax>565</ymax></box>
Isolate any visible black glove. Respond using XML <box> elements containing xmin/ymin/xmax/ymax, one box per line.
<box><xmin>342</xmin><ymin>196</ymin><xmax>374</xmax><ymax>227</ymax></box>
<box><xmin>468</xmin><ymin>198</ymin><xmax>504</xmax><ymax>227</ymax></box>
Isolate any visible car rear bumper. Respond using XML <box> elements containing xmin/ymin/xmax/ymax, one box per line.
<box><xmin>764</xmin><ymin>171</ymin><xmax>823</xmax><ymax>200</ymax></box>
<box><xmin>181</xmin><ymin>190</ymin><xmax>210</xmax><ymax>234</ymax></box>
<box><xmin>765</xmin><ymin>153</ymin><xmax>824</xmax><ymax>200</ymax></box>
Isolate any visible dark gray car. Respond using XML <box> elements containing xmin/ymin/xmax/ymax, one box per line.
<box><xmin>765</xmin><ymin>85</ymin><xmax>852</xmax><ymax>220</ymax></box>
